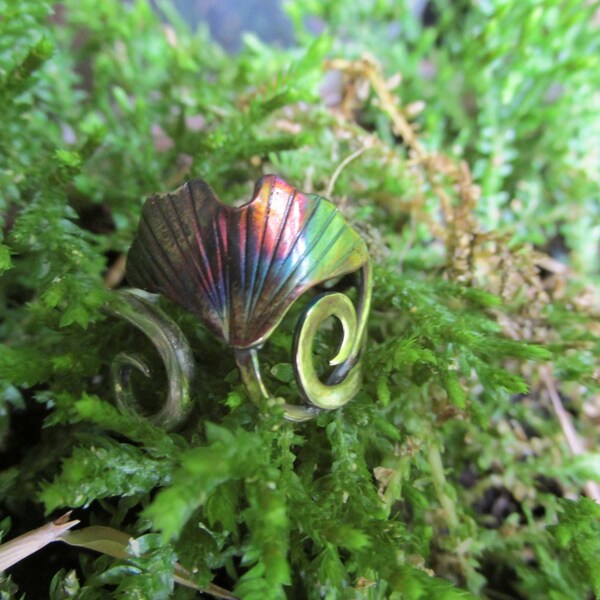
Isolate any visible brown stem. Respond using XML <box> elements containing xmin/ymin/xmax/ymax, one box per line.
<box><xmin>540</xmin><ymin>365</ymin><xmax>600</xmax><ymax>503</ymax></box>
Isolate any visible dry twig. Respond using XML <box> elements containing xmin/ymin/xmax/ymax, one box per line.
<box><xmin>540</xmin><ymin>365</ymin><xmax>600</xmax><ymax>504</ymax></box>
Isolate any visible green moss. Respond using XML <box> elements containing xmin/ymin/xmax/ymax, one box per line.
<box><xmin>1</xmin><ymin>1</ymin><xmax>599</xmax><ymax>598</ymax></box>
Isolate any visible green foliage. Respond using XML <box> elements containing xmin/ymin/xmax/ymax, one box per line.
<box><xmin>49</xmin><ymin>534</ymin><xmax>177</xmax><ymax>600</ymax></box>
<box><xmin>145</xmin><ymin>424</ymin><xmax>270</xmax><ymax>541</ymax></box>
<box><xmin>550</xmin><ymin>498</ymin><xmax>600</xmax><ymax>596</ymax></box>
<box><xmin>290</xmin><ymin>0</ymin><xmax>600</xmax><ymax>272</ymax></box>
<box><xmin>40</xmin><ymin>440</ymin><xmax>173</xmax><ymax>512</ymax></box>
<box><xmin>1</xmin><ymin>0</ymin><xmax>599</xmax><ymax>598</ymax></box>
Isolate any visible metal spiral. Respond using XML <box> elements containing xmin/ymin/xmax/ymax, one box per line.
<box><xmin>292</xmin><ymin>262</ymin><xmax>372</xmax><ymax>413</ymax></box>
<box><xmin>235</xmin><ymin>263</ymin><xmax>372</xmax><ymax>422</ymax></box>
<box><xmin>105</xmin><ymin>289</ymin><xmax>195</xmax><ymax>430</ymax></box>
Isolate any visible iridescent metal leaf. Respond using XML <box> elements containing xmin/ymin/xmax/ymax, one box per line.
<box><xmin>126</xmin><ymin>175</ymin><xmax>368</xmax><ymax>349</ymax></box>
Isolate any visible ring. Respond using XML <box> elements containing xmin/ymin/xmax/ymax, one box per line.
<box><xmin>110</xmin><ymin>175</ymin><xmax>371</xmax><ymax>425</ymax></box>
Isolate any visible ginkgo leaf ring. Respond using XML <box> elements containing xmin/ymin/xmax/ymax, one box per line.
<box><xmin>109</xmin><ymin>175</ymin><xmax>372</xmax><ymax>425</ymax></box>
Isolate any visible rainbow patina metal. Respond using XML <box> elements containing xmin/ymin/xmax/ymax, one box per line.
<box><xmin>112</xmin><ymin>175</ymin><xmax>371</xmax><ymax>424</ymax></box>
<box><xmin>127</xmin><ymin>175</ymin><xmax>368</xmax><ymax>348</ymax></box>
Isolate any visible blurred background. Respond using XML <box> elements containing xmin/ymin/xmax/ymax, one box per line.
<box><xmin>154</xmin><ymin>0</ymin><xmax>296</xmax><ymax>51</ymax></box>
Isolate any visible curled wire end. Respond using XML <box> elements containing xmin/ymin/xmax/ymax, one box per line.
<box><xmin>292</xmin><ymin>262</ymin><xmax>372</xmax><ymax>413</ymax></box>
<box><xmin>292</xmin><ymin>292</ymin><xmax>362</xmax><ymax>410</ymax></box>
<box><xmin>105</xmin><ymin>289</ymin><xmax>195</xmax><ymax>430</ymax></box>
<box><xmin>234</xmin><ymin>263</ymin><xmax>372</xmax><ymax>421</ymax></box>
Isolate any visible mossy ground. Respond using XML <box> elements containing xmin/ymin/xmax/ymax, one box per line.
<box><xmin>1</xmin><ymin>1</ymin><xmax>600</xmax><ymax>599</ymax></box>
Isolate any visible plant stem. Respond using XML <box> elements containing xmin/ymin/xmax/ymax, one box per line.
<box><xmin>427</xmin><ymin>440</ymin><xmax>459</xmax><ymax>531</ymax></box>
